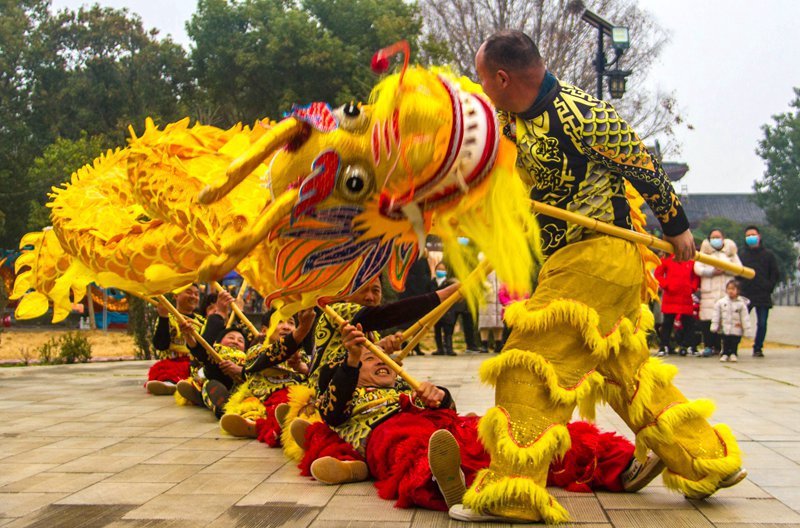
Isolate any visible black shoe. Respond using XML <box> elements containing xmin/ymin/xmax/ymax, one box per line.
<box><xmin>479</xmin><ymin>340</ymin><xmax>489</xmax><ymax>353</ymax></box>
<box><xmin>678</xmin><ymin>348</ymin><xmax>688</xmax><ymax>356</ymax></box>
<box><xmin>433</xmin><ymin>350</ymin><xmax>445</xmax><ymax>356</ymax></box>
<box><xmin>753</xmin><ymin>350</ymin><xmax>764</xmax><ymax>357</ymax></box>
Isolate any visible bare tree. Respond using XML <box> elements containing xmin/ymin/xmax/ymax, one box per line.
<box><xmin>419</xmin><ymin>0</ymin><xmax>685</xmax><ymax>152</ymax></box>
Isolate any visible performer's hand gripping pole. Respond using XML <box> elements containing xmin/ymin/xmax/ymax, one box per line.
<box><xmin>130</xmin><ymin>292</ymin><xmax>201</xmax><ymax>328</ymax></box>
<box><xmin>318</xmin><ymin>303</ymin><xmax>421</xmax><ymax>392</ymax></box>
<box><xmin>155</xmin><ymin>295</ymin><xmax>223</xmax><ymax>363</ymax></box>
<box><xmin>396</xmin><ymin>259</ymin><xmax>493</xmax><ymax>361</ymax></box>
<box><xmin>212</xmin><ymin>281</ymin><xmax>260</xmax><ymax>337</ymax></box>
<box><xmin>531</xmin><ymin>200</ymin><xmax>756</xmax><ymax>279</ymax></box>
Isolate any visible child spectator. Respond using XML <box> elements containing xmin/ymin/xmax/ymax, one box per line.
<box><xmin>711</xmin><ymin>280</ymin><xmax>751</xmax><ymax>363</ymax></box>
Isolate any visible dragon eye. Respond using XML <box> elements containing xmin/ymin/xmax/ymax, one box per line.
<box><xmin>337</xmin><ymin>164</ymin><xmax>374</xmax><ymax>202</ymax></box>
<box><xmin>334</xmin><ymin>103</ymin><xmax>368</xmax><ymax>132</ymax></box>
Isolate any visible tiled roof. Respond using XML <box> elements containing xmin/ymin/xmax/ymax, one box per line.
<box><xmin>645</xmin><ymin>193</ymin><xmax>768</xmax><ymax>230</ymax></box>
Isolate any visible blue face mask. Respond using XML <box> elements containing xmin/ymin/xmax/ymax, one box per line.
<box><xmin>435</xmin><ymin>270</ymin><xmax>447</xmax><ymax>279</ymax></box>
<box><xmin>745</xmin><ymin>235</ymin><xmax>759</xmax><ymax>247</ymax></box>
<box><xmin>457</xmin><ymin>237</ymin><xmax>470</xmax><ymax>246</ymax></box>
<box><xmin>709</xmin><ymin>238</ymin><xmax>723</xmax><ymax>250</ymax></box>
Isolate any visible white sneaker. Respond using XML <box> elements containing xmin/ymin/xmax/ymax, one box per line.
<box><xmin>656</xmin><ymin>349</ymin><xmax>667</xmax><ymax>357</ymax></box>
<box><xmin>621</xmin><ymin>453</ymin><xmax>665</xmax><ymax>492</ymax></box>
<box><xmin>719</xmin><ymin>355</ymin><xmax>728</xmax><ymax>362</ymax></box>
<box><xmin>448</xmin><ymin>504</ymin><xmax>529</xmax><ymax>523</ymax></box>
<box><xmin>729</xmin><ymin>354</ymin><xmax>738</xmax><ymax>363</ymax></box>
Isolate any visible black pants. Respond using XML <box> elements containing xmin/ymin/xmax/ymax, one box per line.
<box><xmin>698</xmin><ymin>320</ymin><xmax>721</xmax><ymax>352</ymax></box>
<box><xmin>434</xmin><ymin>322</ymin><xmax>455</xmax><ymax>355</ymax></box>
<box><xmin>721</xmin><ymin>334</ymin><xmax>741</xmax><ymax>357</ymax></box>
<box><xmin>454</xmin><ymin>309</ymin><xmax>478</xmax><ymax>350</ymax></box>
<box><xmin>660</xmin><ymin>313</ymin><xmax>695</xmax><ymax>350</ymax></box>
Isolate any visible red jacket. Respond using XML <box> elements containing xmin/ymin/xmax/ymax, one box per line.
<box><xmin>654</xmin><ymin>255</ymin><xmax>700</xmax><ymax>315</ymax></box>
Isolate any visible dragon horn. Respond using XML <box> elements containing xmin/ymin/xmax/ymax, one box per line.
<box><xmin>198</xmin><ymin>117</ymin><xmax>304</xmax><ymax>205</ymax></box>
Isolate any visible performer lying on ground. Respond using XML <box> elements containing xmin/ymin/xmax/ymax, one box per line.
<box><xmin>146</xmin><ymin>283</ymin><xmax>208</xmax><ymax>395</ymax></box>
<box><xmin>292</xmin><ymin>322</ymin><xmax>665</xmax><ymax>511</ymax></box>
<box><xmin>218</xmin><ymin>308</ymin><xmax>316</xmax><ymax>441</ymax></box>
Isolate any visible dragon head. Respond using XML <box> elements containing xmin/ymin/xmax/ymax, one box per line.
<box><xmin>200</xmin><ymin>43</ymin><xmax>540</xmax><ymax>315</ymax></box>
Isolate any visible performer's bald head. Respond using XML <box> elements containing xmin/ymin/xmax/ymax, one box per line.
<box><xmin>475</xmin><ymin>30</ymin><xmax>546</xmax><ymax>113</ymax></box>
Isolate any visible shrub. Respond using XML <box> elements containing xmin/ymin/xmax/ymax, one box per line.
<box><xmin>36</xmin><ymin>337</ymin><xmax>61</xmax><ymax>365</ymax></box>
<box><xmin>127</xmin><ymin>296</ymin><xmax>157</xmax><ymax>359</ymax></box>
<box><xmin>59</xmin><ymin>332</ymin><xmax>92</xmax><ymax>363</ymax></box>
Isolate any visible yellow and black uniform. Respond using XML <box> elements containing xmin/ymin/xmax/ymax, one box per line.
<box><xmin>463</xmin><ymin>74</ymin><xmax>742</xmax><ymax>522</ymax></box>
<box><xmin>316</xmin><ymin>359</ymin><xmax>453</xmax><ymax>454</ymax></box>
<box><xmin>152</xmin><ymin>312</ymin><xmax>206</xmax><ymax>359</ymax></box>
<box><xmin>498</xmin><ymin>75</ymin><xmax>688</xmax><ymax>257</ymax></box>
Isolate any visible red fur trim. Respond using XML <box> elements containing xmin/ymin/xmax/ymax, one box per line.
<box><xmin>146</xmin><ymin>357</ymin><xmax>190</xmax><ymax>383</ymax></box>
<box><xmin>547</xmin><ymin>421</ymin><xmax>634</xmax><ymax>492</ymax></box>
<box><xmin>298</xmin><ymin>422</ymin><xmax>363</xmax><ymax>476</ymax></box>
<box><xmin>254</xmin><ymin>388</ymin><xmax>290</xmax><ymax>447</ymax></box>
<box><xmin>366</xmin><ymin>408</ymin><xmax>488</xmax><ymax>511</ymax></box>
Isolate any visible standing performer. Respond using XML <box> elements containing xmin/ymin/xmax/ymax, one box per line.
<box><xmin>457</xmin><ymin>30</ymin><xmax>745</xmax><ymax>523</ymax></box>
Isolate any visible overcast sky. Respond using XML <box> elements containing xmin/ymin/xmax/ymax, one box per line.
<box><xmin>50</xmin><ymin>0</ymin><xmax>800</xmax><ymax>194</ymax></box>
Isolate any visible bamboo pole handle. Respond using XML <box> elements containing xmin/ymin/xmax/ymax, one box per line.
<box><xmin>130</xmin><ymin>292</ymin><xmax>201</xmax><ymax>327</ymax></box>
<box><xmin>319</xmin><ymin>303</ymin><xmax>421</xmax><ymax>391</ymax></box>
<box><xmin>531</xmin><ymin>201</ymin><xmax>755</xmax><ymax>279</ymax></box>
<box><xmin>212</xmin><ymin>281</ymin><xmax>260</xmax><ymax>337</ymax></box>
<box><xmin>156</xmin><ymin>295</ymin><xmax>223</xmax><ymax>363</ymax></box>
<box><xmin>227</xmin><ymin>280</ymin><xmax>249</xmax><ymax>327</ymax></box>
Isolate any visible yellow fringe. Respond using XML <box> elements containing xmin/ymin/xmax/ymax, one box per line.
<box><xmin>463</xmin><ymin>469</ymin><xmax>571</xmax><ymax>524</ymax></box>
<box><xmin>173</xmin><ymin>390</ymin><xmax>192</xmax><ymax>407</ymax></box>
<box><xmin>280</xmin><ymin>384</ymin><xmax>321</xmax><ymax>462</ymax></box>
<box><xmin>662</xmin><ymin>424</ymin><xmax>742</xmax><ymax>497</ymax></box>
<box><xmin>478</xmin><ymin>407</ymin><xmax>571</xmax><ymax>470</ymax></box>
<box><xmin>223</xmin><ymin>387</ymin><xmax>267</xmax><ymax>421</ymax></box>
<box><xmin>479</xmin><ymin>350</ymin><xmax>604</xmax><ymax>420</ymax></box>
<box><xmin>604</xmin><ymin>357</ymin><xmax>679</xmax><ymax>427</ymax></box>
<box><xmin>502</xmin><ymin>300</ymin><xmax>652</xmax><ymax>363</ymax></box>
<box><xmin>634</xmin><ymin>399</ymin><xmax>716</xmax><ymax>462</ymax></box>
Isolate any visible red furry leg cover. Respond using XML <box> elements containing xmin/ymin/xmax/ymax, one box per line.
<box><xmin>365</xmin><ymin>396</ymin><xmax>488</xmax><ymax>511</ymax></box>
<box><xmin>298</xmin><ymin>421</ymin><xmax>363</xmax><ymax>476</ymax></box>
<box><xmin>254</xmin><ymin>389</ymin><xmax>290</xmax><ymax>447</ymax></box>
<box><xmin>146</xmin><ymin>357</ymin><xmax>190</xmax><ymax>384</ymax></box>
<box><xmin>547</xmin><ymin>421</ymin><xmax>635</xmax><ymax>492</ymax></box>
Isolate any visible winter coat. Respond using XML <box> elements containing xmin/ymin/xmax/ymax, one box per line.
<box><xmin>711</xmin><ymin>295</ymin><xmax>751</xmax><ymax>337</ymax></box>
<box><xmin>432</xmin><ymin>277</ymin><xmax>457</xmax><ymax>326</ymax></box>
<box><xmin>654</xmin><ymin>254</ymin><xmax>700</xmax><ymax>315</ymax></box>
<box><xmin>739</xmin><ymin>246</ymin><xmax>780</xmax><ymax>307</ymax></box>
<box><xmin>694</xmin><ymin>238</ymin><xmax>742</xmax><ymax>321</ymax></box>
<box><xmin>478</xmin><ymin>271</ymin><xmax>503</xmax><ymax>329</ymax></box>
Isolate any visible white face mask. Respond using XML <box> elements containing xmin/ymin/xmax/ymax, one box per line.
<box><xmin>709</xmin><ymin>237</ymin><xmax>724</xmax><ymax>250</ymax></box>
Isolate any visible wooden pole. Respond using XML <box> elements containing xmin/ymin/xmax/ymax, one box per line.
<box><xmin>156</xmin><ymin>295</ymin><xmax>223</xmax><ymax>363</ymax></box>
<box><xmin>531</xmin><ymin>200</ymin><xmax>756</xmax><ymax>279</ymax></box>
<box><xmin>319</xmin><ymin>303</ymin><xmax>421</xmax><ymax>391</ymax></box>
<box><xmin>211</xmin><ymin>281</ymin><xmax>259</xmax><ymax>336</ymax></box>
<box><xmin>227</xmin><ymin>280</ymin><xmax>249</xmax><ymax>327</ymax></box>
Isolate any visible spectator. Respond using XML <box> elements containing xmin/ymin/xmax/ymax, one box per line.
<box><xmin>478</xmin><ymin>271</ymin><xmax>504</xmax><ymax>353</ymax></box>
<box><xmin>654</xmin><ymin>253</ymin><xmax>700</xmax><ymax>356</ymax></box>
<box><xmin>397</xmin><ymin>255</ymin><xmax>434</xmax><ymax>355</ymax></box>
<box><xmin>694</xmin><ymin>229</ymin><xmax>742</xmax><ymax>357</ymax></box>
<box><xmin>711</xmin><ymin>280</ymin><xmax>751</xmax><ymax>363</ymax></box>
<box><xmin>738</xmin><ymin>226</ymin><xmax>780</xmax><ymax>358</ymax></box>
<box><xmin>432</xmin><ymin>262</ymin><xmax>457</xmax><ymax>356</ymax></box>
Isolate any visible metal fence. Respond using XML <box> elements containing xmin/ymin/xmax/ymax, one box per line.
<box><xmin>773</xmin><ymin>280</ymin><xmax>800</xmax><ymax>306</ymax></box>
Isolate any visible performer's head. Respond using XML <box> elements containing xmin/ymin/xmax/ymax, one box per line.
<box><xmin>260</xmin><ymin>308</ymin><xmax>298</xmax><ymax>343</ymax></box>
<box><xmin>348</xmin><ymin>276</ymin><xmax>382</xmax><ymax>307</ymax></box>
<box><xmin>176</xmin><ymin>283</ymin><xmax>200</xmax><ymax>314</ymax></box>
<box><xmin>475</xmin><ymin>30</ymin><xmax>546</xmax><ymax>113</ymax></box>
<box><xmin>219</xmin><ymin>327</ymin><xmax>247</xmax><ymax>351</ymax></box>
<box><xmin>357</xmin><ymin>348</ymin><xmax>397</xmax><ymax>388</ymax></box>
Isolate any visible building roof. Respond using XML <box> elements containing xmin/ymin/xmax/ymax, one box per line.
<box><xmin>645</xmin><ymin>193</ymin><xmax>768</xmax><ymax>230</ymax></box>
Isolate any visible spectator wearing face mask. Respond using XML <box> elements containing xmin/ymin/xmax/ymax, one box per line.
<box><xmin>738</xmin><ymin>226</ymin><xmax>780</xmax><ymax>358</ymax></box>
<box><xmin>694</xmin><ymin>229</ymin><xmax>742</xmax><ymax>357</ymax></box>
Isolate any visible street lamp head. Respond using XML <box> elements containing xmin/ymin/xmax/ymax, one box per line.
<box><xmin>605</xmin><ymin>69</ymin><xmax>632</xmax><ymax>99</ymax></box>
<box><xmin>611</xmin><ymin>27</ymin><xmax>630</xmax><ymax>51</ymax></box>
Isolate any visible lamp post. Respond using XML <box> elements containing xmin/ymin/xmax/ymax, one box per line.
<box><xmin>568</xmin><ymin>1</ymin><xmax>632</xmax><ymax>99</ymax></box>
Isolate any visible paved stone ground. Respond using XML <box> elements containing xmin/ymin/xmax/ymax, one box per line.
<box><xmin>2</xmin><ymin>310</ymin><xmax>800</xmax><ymax>527</ymax></box>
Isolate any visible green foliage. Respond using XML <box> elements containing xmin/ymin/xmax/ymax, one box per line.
<box><xmin>35</xmin><ymin>332</ymin><xmax>93</xmax><ymax>364</ymax></box>
<box><xmin>188</xmin><ymin>0</ymin><xmax>423</xmax><ymax>125</ymax></box>
<box><xmin>59</xmin><ymin>331</ymin><xmax>92</xmax><ymax>363</ymax></box>
<box><xmin>695</xmin><ymin>216</ymin><xmax>798</xmax><ymax>281</ymax></box>
<box><xmin>127</xmin><ymin>296</ymin><xmax>157</xmax><ymax>359</ymax></box>
<box><xmin>755</xmin><ymin>87</ymin><xmax>800</xmax><ymax>242</ymax></box>
<box><xmin>0</xmin><ymin>1</ymin><xmax>193</xmax><ymax>247</ymax></box>
<box><xmin>36</xmin><ymin>336</ymin><xmax>61</xmax><ymax>364</ymax></box>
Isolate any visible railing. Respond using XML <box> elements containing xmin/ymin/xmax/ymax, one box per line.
<box><xmin>773</xmin><ymin>279</ymin><xmax>800</xmax><ymax>306</ymax></box>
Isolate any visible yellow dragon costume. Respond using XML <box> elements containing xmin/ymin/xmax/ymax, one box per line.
<box><xmin>12</xmin><ymin>42</ymin><xmax>740</xmax><ymax>522</ymax></box>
